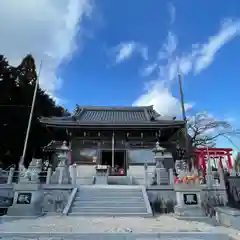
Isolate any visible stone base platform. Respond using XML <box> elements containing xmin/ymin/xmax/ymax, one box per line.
<box><xmin>0</xmin><ymin>215</ymin><xmax>239</xmax><ymax>239</ymax></box>
<box><xmin>215</xmin><ymin>207</ymin><xmax>240</xmax><ymax>230</ymax></box>
<box><xmin>0</xmin><ymin>232</ymin><xmax>230</xmax><ymax>240</ymax></box>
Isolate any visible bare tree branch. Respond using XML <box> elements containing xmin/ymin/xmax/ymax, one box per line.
<box><xmin>187</xmin><ymin>112</ymin><xmax>233</xmax><ymax>148</ymax></box>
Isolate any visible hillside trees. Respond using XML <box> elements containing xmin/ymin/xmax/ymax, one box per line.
<box><xmin>0</xmin><ymin>54</ymin><xmax>67</xmax><ymax>168</ymax></box>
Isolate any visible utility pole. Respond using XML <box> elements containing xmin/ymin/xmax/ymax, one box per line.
<box><xmin>177</xmin><ymin>69</ymin><xmax>190</xmax><ymax>162</ymax></box>
<box><xmin>20</xmin><ymin>61</ymin><xmax>43</xmax><ymax>166</ymax></box>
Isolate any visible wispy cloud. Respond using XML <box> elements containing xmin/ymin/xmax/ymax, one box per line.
<box><xmin>114</xmin><ymin>41</ymin><xmax>148</xmax><ymax>64</ymax></box>
<box><xmin>168</xmin><ymin>3</ymin><xmax>176</xmax><ymax>25</ymax></box>
<box><xmin>135</xmin><ymin>19</ymin><xmax>240</xmax><ymax>116</ymax></box>
<box><xmin>195</xmin><ymin>19</ymin><xmax>240</xmax><ymax>72</ymax></box>
<box><xmin>0</xmin><ymin>0</ymin><xmax>94</xmax><ymax>100</ymax></box>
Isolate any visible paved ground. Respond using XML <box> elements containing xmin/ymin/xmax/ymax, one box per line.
<box><xmin>0</xmin><ymin>214</ymin><xmax>240</xmax><ymax>239</ymax></box>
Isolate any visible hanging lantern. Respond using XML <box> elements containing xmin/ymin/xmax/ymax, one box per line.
<box><xmin>141</xmin><ymin>132</ymin><xmax>143</xmax><ymax>138</ymax></box>
<box><xmin>84</xmin><ymin>132</ymin><xmax>86</xmax><ymax>136</ymax></box>
<box><xmin>98</xmin><ymin>132</ymin><xmax>101</xmax><ymax>137</ymax></box>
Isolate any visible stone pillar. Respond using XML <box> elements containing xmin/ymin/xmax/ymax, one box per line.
<box><xmin>71</xmin><ymin>164</ymin><xmax>77</xmax><ymax>185</ymax></box>
<box><xmin>156</xmin><ymin>168</ymin><xmax>161</xmax><ymax>185</ymax></box>
<box><xmin>7</xmin><ymin>167</ymin><xmax>15</xmax><ymax>184</ymax></box>
<box><xmin>46</xmin><ymin>167</ymin><xmax>52</xmax><ymax>184</ymax></box>
<box><xmin>152</xmin><ymin>141</ymin><xmax>169</xmax><ymax>185</ymax></box>
<box><xmin>174</xmin><ymin>184</ymin><xmax>205</xmax><ymax>219</ymax></box>
<box><xmin>169</xmin><ymin>168</ymin><xmax>174</xmax><ymax>185</ymax></box>
<box><xmin>206</xmin><ymin>156</ymin><xmax>214</xmax><ymax>189</ymax></box>
<box><xmin>144</xmin><ymin>163</ymin><xmax>148</xmax><ymax>186</ymax></box>
<box><xmin>229</xmin><ymin>168</ymin><xmax>236</xmax><ymax>176</ymax></box>
<box><xmin>218</xmin><ymin>168</ymin><xmax>228</xmax><ymax>205</ymax></box>
<box><xmin>7</xmin><ymin>183</ymin><xmax>44</xmax><ymax>217</ymax></box>
<box><xmin>6</xmin><ymin>159</ymin><xmax>44</xmax><ymax>218</ymax></box>
<box><xmin>58</xmin><ymin>167</ymin><xmax>64</xmax><ymax>184</ymax></box>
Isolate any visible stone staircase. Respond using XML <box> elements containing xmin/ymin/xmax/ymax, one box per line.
<box><xmin>68</xmin><ymin>185</ymin><xmax>152</xmax><ymax>216</ymax></box>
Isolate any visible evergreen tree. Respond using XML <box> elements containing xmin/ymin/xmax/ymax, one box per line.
<box><xmin>0</xmin><ymin>54</ymin><xmax>67</xmax><ymax>168</ymax></box>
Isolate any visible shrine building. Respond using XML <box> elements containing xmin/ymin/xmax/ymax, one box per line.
<box><xmin>40</xmin><ymin>105</ymin><xmax>186</xmax><ymax>177</ymax></box>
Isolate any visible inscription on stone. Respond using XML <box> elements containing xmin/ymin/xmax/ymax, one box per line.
<box><xmin>17</xmin><ymin>192</ymin><xmax>32</xmax><ymax>204</ymax></box>
<box><xmin>183</xmin><ymin>193</ymin><xmax>198</xmax><ymax>205</ymax></box>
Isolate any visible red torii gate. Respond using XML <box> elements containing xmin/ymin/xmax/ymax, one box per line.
<box><xmin>194</xmin><ymin>147</ymin><xmax>233</xmax><ymax>174</ymax></box>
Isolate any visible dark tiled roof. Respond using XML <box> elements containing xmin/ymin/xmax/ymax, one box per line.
<box><xmin>40</xmin><ymin>105</ymin><xmax>184</xmax><ymax>127</ymax></box>
<box><xmin>73</xmin><ymin>106</ymin><xmax>158</xmax><ymax>123</ymax></box>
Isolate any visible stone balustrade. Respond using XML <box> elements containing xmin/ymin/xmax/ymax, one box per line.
<box><xmin>1</xmin><ymin>164</ymin><xmax>78</xmax><ymax>186</ymax></box>
<box><xmin>144</xmin><ymin>167</ymin><xmax>174</xmax><ymax>187</ymax></box>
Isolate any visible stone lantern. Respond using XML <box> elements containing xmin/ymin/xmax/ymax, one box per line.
<box><xmin>56</xmin><ymin>141</ymin><xmax>69</xmax><ymax>167</ymax></box>
<box><xmin>51</xmin><ymin>141</ymin><xmax>71</xmax><ymax>184</ymax></box>
<box><xmin>152</xmin><ymin>141</ymin><xmax>169</xmax><ymax>185</ymax></box>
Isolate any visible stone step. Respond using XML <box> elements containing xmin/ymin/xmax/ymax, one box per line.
<box><xmin>72</xmin><ymin>201</ymin><xmax>146</xmax><ymax>207</ymax></box>
<box><xmin>69</xmin><ymin>187</ymin><xmax>152</xmax><ymax>217</ymax></box>
<box><xmin>78</xmin><ymin>188</ymin><xmax>142</xmax><ymax>192</ymax></box>
<box><xmin>76</xmin><ymin>194</ymin><xmax>143</xmax><ymax>199</ymax></box>
<box><xmin>77</xmin><ymin>191</ymin><xmax>142</xmax><ymax>194</ymax></box>
<box><xmin>76</xmin><ymin>191</ymin><xmax>142</xmax><ymax>195</ymax></box>
<box><xmin>74</xmin><ymin>196</ymin><xmax>144</xmax><ymax>201</ymax></box>
<box><xmin>69</xmin><ymin>206</ymin><xmax>147</xmax><ymax>213</ymax></box>
<box><xmin>67</xmin><ymin>212</ymin><xmax>151</xmax><ymax>217</ymax></box>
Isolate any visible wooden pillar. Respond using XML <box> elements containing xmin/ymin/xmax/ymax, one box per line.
<box><xmin>226</xmin><ymin>152</ymin><xmax>233</xmax><ymax>169</ymax></box>
<box><xmin>112</xmin><ymin>131</ymin><xmax>115</xmax><ymax>168</ymax></box>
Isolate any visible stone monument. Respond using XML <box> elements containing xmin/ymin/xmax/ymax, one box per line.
<box><xmin>6</xmin><ymin>158</ymin><xmax>44</xmax><ymax>218</ymax></box>
<box><xmin>50</xmin><ymin>141</ymin><xmax>71</xmax><ymax>184</ymax></box>
<box><xmin>152</xmin><ymin>142</ymin><xmax>169</xmax><ymax>185</ymax></box>
<box><xmin>174</xmin><ymin>179</ymin><xmax>206</xmax><ymax>219</ymax></box>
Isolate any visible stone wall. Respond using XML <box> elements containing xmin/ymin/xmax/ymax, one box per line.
<box><xmin>43</xmin><ymin>187</ymin><xmax>72</xmax><ymax>214</ymax></box>
<box><xmin>147</xmin><ymin>186</ymin><xmax>175</xmax><ymax>203</ymax></box>
<box><xmin>0</xmin><ymin>185</ymin><xmax>73</xmax><ymax>215</ymax></box>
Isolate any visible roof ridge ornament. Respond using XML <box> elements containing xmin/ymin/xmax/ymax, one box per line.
<box><xmin>72</xmin><ymin>104</ymin><xmax>80</xmax><ymax>116</ymax></box>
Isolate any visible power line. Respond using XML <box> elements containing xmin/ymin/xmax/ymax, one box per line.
<box><xmin>0</xmin><ymin>105</ymin><xmax>31</xmax><ymax>108</ymax></box>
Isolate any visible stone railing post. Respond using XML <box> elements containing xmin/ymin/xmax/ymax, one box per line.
<box><xmin>144</xmin><ymin>163</ymin><xmax>148</xmax><ymax>186</ymax></box>
<box><xmin>7</xmin><ymin>167</ymin><xmax>15</xmax><ymax>184</ymax></box>
<box><xmin>58</xmin><ymin>167</ymin><xmax>64</xmax><ymax>184</ymax></box>
<box><xmin>144</xmin><ymin>169</ymin><xmax>148</xmax><ymax>186</ymax></box>
<box><xmin>218</xmin><ymin>168</ymin><xmax>228</xmax><ymax>205</ymax></box>
<box><xmin>169</xmin><ymin>168</ymin><xmax>174</xmax><ymax>185</ymax></box>
<box><xmin>46</xmin><ymin>167</ymin><xmax>52</xmax><ymax>184</ymax></box>
<box><xmin>71</xmin><ymin>164</ymin><xmax>77</xmax><ymax>185</ymax></box>
<box><xmin>156</xmin><ymin>168</ymin><xmax>161</xmax><ymax>185</ymax></box>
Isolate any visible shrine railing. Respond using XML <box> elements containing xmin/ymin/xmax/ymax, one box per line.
<box><xmin>0</xmin><ymin>166</ymin><xmax>78</xmax><ymax>185</ymax></box>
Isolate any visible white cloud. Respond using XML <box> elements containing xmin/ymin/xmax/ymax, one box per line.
<box><xmin>114</xmin><ymin>41</ymin><xmax>148</xmax><ymax>64</ymax></box>
<box><xmin>0</xmin><ymin>0</ymin><xmax>93</xmax><ymax>99</ymax></box>
<box><xmin>195</xmin><ymin>19</ymin><xmax>240</xmax><ymax>72</ymax></box>
<box><xmin>135</xmin><ymin>19</ymin><xmax>240</xmax><ymax>116</ymax></box>
<box><xmin>133</xmin><ymin>81</ymin><xmax>193</xmax><ymax>116</ymax></box>
<box><xmin>168</xmin><ymin>3</ymin><xmax>176</xmax><ymax>25</ymax></box>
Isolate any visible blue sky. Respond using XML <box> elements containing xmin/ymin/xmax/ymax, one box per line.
<box><xmin>1</xmin><ymin>0</ymin><xmax>240</xmax><ymax>151</ymax></box>
<box><xmin>58</xmin><ymin>0</ymin><xmax>240</xmax><ymax>151</ymax></box>
<box><xmin>58</xmin><ymin>0</ymin><xmax>240</xmax><ymax>114</ymax></box>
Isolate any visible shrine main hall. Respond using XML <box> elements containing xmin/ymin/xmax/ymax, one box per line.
<box><xmin>40</xmin><ymin>105</ymin><xmax>186</xmax><ymax>176</ymax></box>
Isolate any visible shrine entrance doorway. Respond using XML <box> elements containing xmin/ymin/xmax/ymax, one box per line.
<box><xmin>101</xmin><ymin>150</ymin><xmax>126</xmax><ymax>176</ymax></box>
